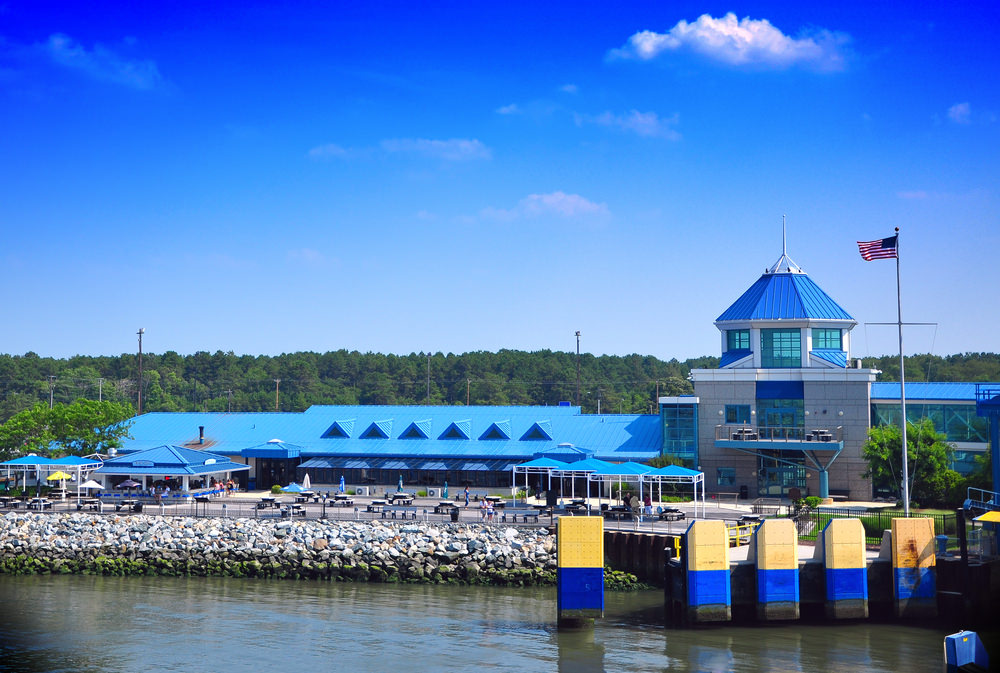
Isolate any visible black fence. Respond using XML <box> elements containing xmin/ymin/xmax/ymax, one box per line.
<box><xmin>800</xmin><ymin>507</ymin><xmax>960</xmax><ymax>546</ymax></box>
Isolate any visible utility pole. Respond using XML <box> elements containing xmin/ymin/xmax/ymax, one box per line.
<box><xmin>224</xmin><ymin>389</ymin><xmax>233</xmax><ymax>412</ymax></box>
<box><xmin>274</xmin><ymin>379</ymin><xmax>281</xmax><ymax>411</ymax></box>
<box><xmin>98</xmin><ymin>378</ymin><xmax>104</xmax><ymax>402</ymax></box>
<box><xmin>426</xmin><ymin>352</ymin><xmax>431</xmax><ymax>404</ymax></box>
<box><xmin>48</xmin><ymin>375</ymin><xmax>56</xmax><ymax>408</ymax></box>
<box><xmin>137</xmin><ymin>328</ymin><xmax>145</xmax><ymax>415</ymax></box>
<box><xmin>467</xmin><ymin>378</ymin><xmax>471</xmax><ymax>406</ymax></box>
<box><xmin>575</xmin><ymin>331</ymin><xmax>581</xmax><ymax>407</ymax></box>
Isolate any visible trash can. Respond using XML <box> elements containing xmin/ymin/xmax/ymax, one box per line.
<box><xmin>739</xmin><ymin>485</ymin><xmax>749</xmax><ymax>500</ymax></box>
<box><xmin>936</xmin><ymin>534</ymin><xmax>948</xmax><ymax>556</ymax></box>
<box><xmin>450</xmin><ymin>508</ymin><xmax>460</xmax><ymax>522</ymax></box>
<box><xmin>133</xmin><ymin>503</ymin><xmax>142</xmax><ymax>513</ymax></box>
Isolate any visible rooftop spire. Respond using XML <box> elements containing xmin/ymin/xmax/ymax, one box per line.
<box><xmin>766</xmin><ymin>214</ymin><xmax>804</xmax><ymax>274</ymax></box>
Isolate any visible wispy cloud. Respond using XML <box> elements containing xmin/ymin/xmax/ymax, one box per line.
<box><xmin>43</xmin><ymin>33</ymin><xmax>164</xmax><ymax>89</ymax></box>
<box><xmin>307</xmin><ymin>143</ymin><xmax>349</xmax><ymax>159</ymax></box>
<box><xmin>496</xmin><ymin>103</ymin><xmax>520</xmax><ymax>115</ymax></box>
<box><xmin>610</xmin><ymin>13</ymin><xmax>849</xmax><ymax>72</ymax></box>
<box><xmin>578</xmin><ymin>109</ymin><xmax>681</xmax><ymax>140</ymax></box>
<box><xmin>380</xmin><ymin>138</ymin><xmax>491</xmax><ymax>161</ymax></box>
<box><xmin>559</xmin><ymin>83</ymin><xmax>578</xmax><ymax>94</ymax></box>
<box><xmin>947</xmin><ymin>102</ymin><xmax>971</xmax><ymax>124</ymax></box>
<box><xmin>897</xmin><ymin>190</ymin><xmax>928</xmax><ymax>200</ymax></box>
<box><xmin>480</xmin><ymin>191</ymin><xmax>610</xmax><ymax>221</ymax></box>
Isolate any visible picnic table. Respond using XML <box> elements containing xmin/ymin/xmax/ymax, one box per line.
<box><xmin>367</xmin><ymin>499</ymin><xmax>387</xmax><ymax>513</ymax></box>
<box><xmin>27</xmin><ymin>498</ymin><xmax>53</xmax><ymax>511</ymax></box>
<box><xmin>483</xmin><ymin>496</ymin><xmax>505</xmax><ymax>509</ymax></box>
<box><xmin>387</xmin><ymin>492</ymin><xmax>414</xmax><ymax>505</ymax></box>
<box><xmin>257</xmin><ymin>497</ymin><xmax>280</xmax><ymax>509</ymax></box>
<box><xmin>658</xmin><ymin>507</ymin><xmax>686</xmax><ymax>522</ymax></box>
<box><xmin>329</xmin><ymin>497</ymin><xmax>354</xmax><ymax>507</ymax></box>
<box><xmin>602</xmin><ymin>506</ymin><xmax>633</xmax><ymax>521</ymax></box>
<box><xmin>434</xmin><ymin>501</ymin><xmax>457</xmax><ymax>514</ymax></box>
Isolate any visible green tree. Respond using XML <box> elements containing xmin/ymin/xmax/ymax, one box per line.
<box><xmin>0</xmin><ymin>399</ymin><xmax>134</xmax><ymax>460</ymax></box>
<box><xmin>862</xmin><ymin>418</ymin><xmax>962</xmax><ymax>507</ymax></box>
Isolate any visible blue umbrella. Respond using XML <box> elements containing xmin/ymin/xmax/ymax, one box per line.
<box><xmin>443</xmin><ymin>481</ymin><xmax>448</xmax><ymax>499</ymax></box>
<box><xmin>397</xmin><ymin>475</ymin><xmax>403</xmax><ymax>492</ymax></box>
<box><xmin>339</xmin><ymin>475</ymin><xmax>346</xmax><ymax>493</ymax></box>
<box><xmin>283</xmin><ymin>482</ymin><xmax>305</xmax><ymax>493</ymax></box>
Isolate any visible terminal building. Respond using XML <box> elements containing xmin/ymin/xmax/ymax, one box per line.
<box><xmin>117</xmin><ymin>248</ymin><xmax>992</xmax><ymax>499</ymax></box>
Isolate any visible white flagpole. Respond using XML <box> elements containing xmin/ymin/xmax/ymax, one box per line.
<box><xmin>895</xmin><ymin>226</ymin><xmax>910</xmax><ymax>516</ymax></box>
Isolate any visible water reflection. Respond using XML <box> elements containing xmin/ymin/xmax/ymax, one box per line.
<box><xmin>0</xmin><ymin>576</ymin><xmax>952</xmax><ymax>673</ymax></box>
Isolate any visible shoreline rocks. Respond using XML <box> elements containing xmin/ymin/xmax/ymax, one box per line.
<box><xmin>0</xmin><ymin>512</ymin><xmax>558</xmax><ymax>585</ymax></box>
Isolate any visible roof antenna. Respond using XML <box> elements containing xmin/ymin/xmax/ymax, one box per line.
<box><xmin>782</xmin><ymin>214</ymin><xmax>787</xmax><ymax>258</ymax></box>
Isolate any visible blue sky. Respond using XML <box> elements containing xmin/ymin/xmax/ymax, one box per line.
<box><xmin>1</xmin><ymin>1</ymin><xmax>997</xmax><ymax>361</ymax></box>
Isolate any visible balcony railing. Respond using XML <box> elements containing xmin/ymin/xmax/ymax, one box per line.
<box><xmin>715</xmin><ymin>425</ymin><xmax>843</xmax><ymax>443</ymax></box>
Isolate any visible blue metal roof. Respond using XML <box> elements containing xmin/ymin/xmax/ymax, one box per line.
<box><xmin>810</xmin><ymin>349</ymin><xmax>847</xmax><ymax>368</ymax></box>
<box><xmin>720</xmin><ymin>349</ymin><xmax>752</xmax><ymax>367</ymax></box>
<box><xmin>120</xmin><ymin>405</ymin><xmax>662</xmax><ymax>463</ymax></box>
<box><xmin>717</xmin><ymin>272</ymin><xmax>854</xmax><ymax>323</ymax></box>
<box><xmin>870</xmin><ymin>382</ymin><xmax>993</xmax><ymax>402</ymax></box>
<box><xmin>95</xmin><ymin>445</ymin><xmax>249</xmax><ymax>476</ymax></box>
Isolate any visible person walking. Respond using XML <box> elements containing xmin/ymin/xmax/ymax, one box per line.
<box><xmin>464</xmin><ymin>485</ymin><xmax>470</xmax><ymax>508</ymax></box>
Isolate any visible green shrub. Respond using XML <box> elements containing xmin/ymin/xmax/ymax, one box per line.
<box><xmin>270</xmin><ymin>485</ymin><xmax>283</xmax><ymax>495</ymax></box>
<box><xmin>804</xmin><ymin>496</ymin><xmax>822</xmax><ymax>509</ymax></box>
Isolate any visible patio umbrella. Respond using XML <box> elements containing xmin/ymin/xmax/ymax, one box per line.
<box><xmin>397</xmin><ymin>475</ymin><xmax>403</xmax><ymax>492</ymax></box>
<box><xmin>443</xmin><ymin>481</ymin><xmax>448</xmax><ymax>499</ymax></box>
<box><xmin>282</xmin><ymin>482</ymin><xmax>304</xmax><ymax>493</ymax></box>
<box><xmin>46</xmin><ymin>471</ymin><xmax>74</xmax><ymax>482</ymax></box>
<box><xmin>118</xmin><ymin>479</ymin><xmax>141</xmax><ymax>488</ymax></box>
<box><xmin>80</xmin><ymin>479</ymin><xmax>104</xmax><ymax>490</ymax></box>
<box><xmin>338</xmin><ymin>475</ymin><xmax>346</xmax><ymax>493</ymax></box>
<box><xmin>302</xmin><ymin>473</ymin><xmax>311</xmax><ymax>490</ymax></box>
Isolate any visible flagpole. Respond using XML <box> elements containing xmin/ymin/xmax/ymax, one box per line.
<box><xmin>895</xmin><ymin>226</ymin><xmax>910</xmax><ymax>516</ymax></box>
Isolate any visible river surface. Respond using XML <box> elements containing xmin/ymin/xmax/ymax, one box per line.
<box><xmin>0</xmin><ymin>575</ymin><xmax>953</xmax><ymax>672</ymax></box>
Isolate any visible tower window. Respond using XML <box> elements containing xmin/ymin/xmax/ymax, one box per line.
<box><xmin>812</xmin><ymin>328</ymin><xmax>842</xmax><ymax>350</ymax></box>
<box><xmin>727</xmin><ymin>329</ymin><xmax>750</xmax><ymax>351</ymax></box>
<box><xmin>761</xmin><ymin>329</ymin><xmax>801</xmax><ymax>368</ymax></box>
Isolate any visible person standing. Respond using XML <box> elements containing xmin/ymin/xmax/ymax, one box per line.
<box><xmin>464</xmin><ymin>485</ymin><xmax>470</xmax><ymax>508</ymax></box>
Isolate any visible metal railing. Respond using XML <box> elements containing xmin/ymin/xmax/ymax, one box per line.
<box><xmin>715</xmin><ymin>425</ymin><xmax>843</xmax><ymax>443</ymax></box>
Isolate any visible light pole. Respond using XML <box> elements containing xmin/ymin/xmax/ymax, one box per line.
<box><xmin>274</xmin><ymin>379</ymin><xmax>281</xmax><ymax>411</ymax></box>
<box><xmin>137</xmin><ymin>328</ymin><xmax>145</xmax><ymax>415</ymax></box>
<box><xmin>48</xmin><ymin>375</ymin><xmax>56</xmax><ymax>408</ymax></box>
<box><xmin>426</xmin><ymin>352</ymin><xmax>431</xmax><ymax>403</ymax></box>
<box><xmin>575</xmin><ymin>331</ymin><xmax>581</xmax><ymax>407</ymax></box>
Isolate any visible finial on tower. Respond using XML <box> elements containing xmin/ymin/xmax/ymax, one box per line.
<box><xmin>766</xmin><ymin>214</ymin><xmax>803</xmax><ymax>274</ymax></box>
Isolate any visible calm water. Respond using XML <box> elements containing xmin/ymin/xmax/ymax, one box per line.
<box><xmin>0</xmin><ymin>575</ymin><xmax>953</xmax><ymax>673</ymax></box>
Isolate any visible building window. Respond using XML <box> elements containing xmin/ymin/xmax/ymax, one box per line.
<box><xmin>761</xmin><ymin>329</ymin><xmax>801</xmax><ymax>368</ymax></box>
<box><xmin>717</xmin><ymin>467</ymin><xmax>736</xmax><ymax>486</ymax></box>
<box><xmin>727</xmin><ymin>329</ymin><xmax>750</xmax><ymax>351</ymax></box>
<box><xmin>725</xmin><ymin>404</ymin><xmax>751</xmax><ymax>424</ymax></box>
<box><xmin>812</xmin><ymin>328</ymin><xmax>842</xmax><ymax>350</ymax></box>
<box><xmin>661</xmin><ymin>403</ymin><xmax>698</xmax><ymax>464</ymax></box>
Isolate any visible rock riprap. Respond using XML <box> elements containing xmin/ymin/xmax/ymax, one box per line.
<box><xmin>0</xmin><ymin>512</ymin><xmax>556</xmax><ymax>585</ymax></box>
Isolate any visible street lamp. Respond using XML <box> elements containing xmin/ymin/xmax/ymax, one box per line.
<box><xmin>137</xmin><ymin>328</ymin><xmax>145</xmax><ymax>415</ymax></box>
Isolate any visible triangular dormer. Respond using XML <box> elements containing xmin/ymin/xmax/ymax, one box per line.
<box><xmin>438</xmin><ymin>420</ymin><xmax>471</xmax><ymax>440</ymax></box>
<box><xmin>322</xmin><ymin>419</ymin><xmax>355</xmax><ymax>438</ymax></box>
<box><xmin>400</xmin><ymin>419</ymin><xmax>432</xmax><ymax>439</ymax></box>
<box><xmin>360</xmin><ymin>419</ymin><xmax>392</xmax><ymax>439</ymax></box>
<box><xmin>520</xmin><ymin>421</ymin><xmax>552</xmax><ymax>441</ymax></box>
<box><xmin>479</xmin><ymin>420</ymin><xmax>511</xmax><ymax>441</ymax></box>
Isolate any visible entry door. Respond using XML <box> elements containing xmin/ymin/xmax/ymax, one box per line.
<box><xmin>762</xmin><ymin>408</ymin><xmax>797</xmax><ymax>440</ymax></box>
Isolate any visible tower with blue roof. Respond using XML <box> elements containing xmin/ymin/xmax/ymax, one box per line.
<box><xmin>689</xmin><ymin>247</ymin><xmax>878</xmax><ymax>501</ymax></box>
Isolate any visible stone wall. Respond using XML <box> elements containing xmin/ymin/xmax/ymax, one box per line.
<box><xmin>0</xmin><ymin>512</ymin><xmax>557</xmax><ymax>585</ymax></box>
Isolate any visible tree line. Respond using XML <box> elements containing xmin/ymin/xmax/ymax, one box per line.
<box><xmin>0</xmin><ymin>349</ymin><xmax>718</xmax><ymax>422</ymax></box>
<box><xmin>1</xmin><ymin>349</ymin><xmax>997</xmax><ymax>425</ymax></box>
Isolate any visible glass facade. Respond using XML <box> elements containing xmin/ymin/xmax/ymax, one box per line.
<box><xmin>727</xmin><ymin>329</ymin><xmax>750</xmax><ymax>350</ymax></box>
<box><xmin>725</xmin><ymin>404</ymin><xmax>751</xmax><ymax>424</ymax></box>
<box><xmin>661</xmin><ymin>402</ymin><xmax>698</xmax><ymax>465</ymax></box>
<box><xmin>871</xmin><ymin>401</ymin><xmax>988</xmax><ymax>474</ymax></box>
<box><xmin>756</xmin><ymin>398</ymin><xmax>805</xmax><ymax>439</ymax></box>
<box><xmin>716</xmin><ymin>467</ymin><xmax>736</xmax><ymax>486</ymax></box>
<box><xmin>812</xmin><ymin>328</ymin><xmax>842</xmax><ymax>350</ymax></box>
<box><xmin>761</xmin><ymin>329</ymin><xmax>801</xmax><ymax>368</ymax></box>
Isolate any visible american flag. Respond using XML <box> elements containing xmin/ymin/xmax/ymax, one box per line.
<box><xmin>857</xmin><ymin>235</ymin><xmax>898</xmax><ymax>261</ymax></box>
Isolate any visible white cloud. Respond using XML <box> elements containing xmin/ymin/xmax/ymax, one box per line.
<box><xmin>947</xmin><ymin>102</ymin><xmax>971</xmax><ymax>124</ymax></box>
<box><xmin>380</xmin><ymin>138</ymin><xmax>492</xmax><ymax>161</ymax></box>
<box><xmin>559</xmin><ymin>83</ymin><xmax>578</xmax><ymax>94</ymax></box>
<box><xmin>481</xmin><ymin>191</ymin><xmax>610</xmax><ymax>221</ymax></box>
<box><xmin>496</xmin><ymin>103</ymin><xmax>520</xmax><ymax>115</ymax></box>
<box><xmin>897</xmin><ymin>190</ymin><xmax>928</xmax><ymax>200</ymax></box>
<box><xmin>43</xmin><ymin>33</ymin><xmax>164</xmax><ymax>89</ymax></box>
<box><xmin>582</xmin><ymin>109</ymin><xmax>681</xmax><ymax>140</ymax></box>
<box><xmin>307</xmin><ymin>143</ymin><xmax>349</xmax><ymax>159</ymax></box>
<box><xmin>610</xmin><ymin>13</ymin><xmax>848</xmax><ymax>71</ymax></box>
